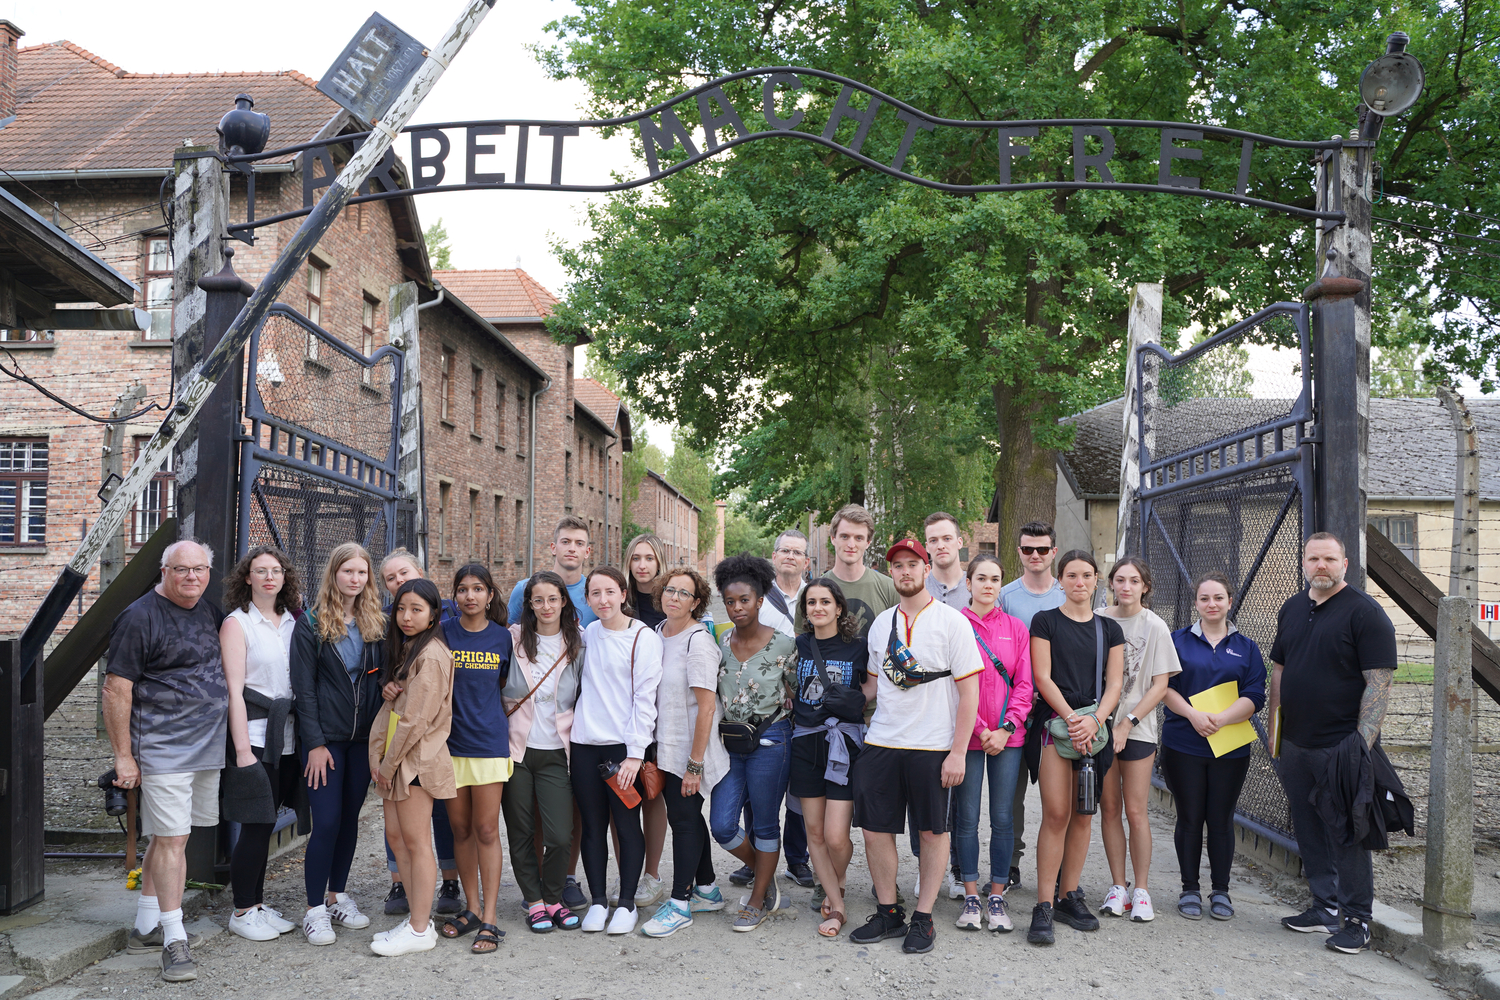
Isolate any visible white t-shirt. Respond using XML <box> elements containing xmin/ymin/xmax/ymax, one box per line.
<box><xmin>1098</xmin><ymin>606</ymin><xmax>1181</xmax><ymax>743</ymax></box>
<box><xmin>526</xmin><ymin>631</ymin><xmax>567</xmax><ymax>750</ymax></box>
<box><xmin>572</xmin><ymin>620</ymin><xmax>663</xmax><ymax>757</ymax></box>
<box><xmin>227</xmin><ymin>605</ymin><xmax>295</xmax><ymax>752</ymax></box>
<box><xmin>654</xmin><ymin>623</ymin><xmax>728</xmax><ymax>792</ymax></box>
<box><xmin>865</xmin><ymin>598</ymin><xmax>984</xmax><ymax>751</ymax></box>
<box><xmin>759</xmin><ymin>601</ymin><xmax>795</xmax><ymax>637</ymax></box>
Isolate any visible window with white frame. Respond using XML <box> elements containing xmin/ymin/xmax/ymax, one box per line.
<box><xmin>131</xmin><ymin>436</ymin><xmax>176</xmax><ymax>545</ymax></box>
<box><xmin>144</xmin><ymin>237</ymin><xmax>173</xmax><ymax>340</ymax></box>
<box><xmin>305</xmin><ymin>261</ymin><xmax>326</xmax><ymax>360</ymax></box>
<box><xmin>0</xmin><ymin>439</ymin><xmax>48</xmax><ymax>545</ymax></box>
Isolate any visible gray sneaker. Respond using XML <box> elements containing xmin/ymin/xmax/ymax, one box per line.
<box><xmin>127</xmin><ymin>927</ymin><xmax>203</xmax><ymax>954</ymax></box>
<box><xmin>732</xmin><ymin>902</ymin><xmax>769</xmax><ymax>932</ymax></box>
<box><xmin>160</xmin><ymin>939</ymin><xmax>197</xmax><ymax>982</ymax></box>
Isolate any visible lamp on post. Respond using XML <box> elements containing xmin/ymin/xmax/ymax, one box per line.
<box><xmin>1358</xmin><ymin>32</ymin><xmax>1426</xmax><ymax>141</ymax></box>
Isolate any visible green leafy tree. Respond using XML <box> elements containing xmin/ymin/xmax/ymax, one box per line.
<box><xmin>424</xmin><ymin>218</ymin><xmax>452</xmax><ymax>270</ymax></box>
<box><xmin>665</xmin><ymin>426</ymin><xmax>719</xmax><ymax>556</ymax></box>
<box><xmin>722</xmin><ymin>500</ymin><xmax>774</xmax><ymax>559</ymax></box>
<box><xmin>543</xmin><ymin>0</ymin><xmax>1500</xmax><ymax>576</ymax></box>
<box><xmin>620</xmin><ymin>429</ymin><xmax>667</xmax><ymax>547</ymax></box>
<box><xmin>1371</xmin><ymin>341</ymin><xmax>1435</xmax><ymax>398</ymax></box>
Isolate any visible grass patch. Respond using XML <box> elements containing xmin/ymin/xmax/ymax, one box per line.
<box><xmin>1393</xmin><ymin>662</ymin><xmax>1433</xmax><ymax>684</ymax></box>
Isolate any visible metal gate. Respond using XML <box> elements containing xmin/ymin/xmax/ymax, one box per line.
<box><xmin>239</xmin><ymin>303</ymin><xmax>410</xmax><ymax>588</ymax></box>
<box><xmin>1130</xmin><ymin>301</ymin><xmax>1314</xmax><ymax>848</ymax></box>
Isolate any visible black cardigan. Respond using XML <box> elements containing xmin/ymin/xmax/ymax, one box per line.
<box><xmin>289</xmin><ymin>612</ymin><xmax>385</xmax><ymax>749</ymax></box>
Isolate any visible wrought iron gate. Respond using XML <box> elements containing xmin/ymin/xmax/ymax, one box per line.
<box><xmin>238</xmin><ymin>303</ymin><xmax>411</xmax><ymax>588</ymax></box>
<box><xmin>1131</xmin><ymin>301</ymin><xmax>1314</xmax><ymax>848</ymax></box>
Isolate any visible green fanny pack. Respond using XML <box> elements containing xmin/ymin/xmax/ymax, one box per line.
<box><xmin>1047</xmin><ymin>615</ymin><xmax>1108</xmax><ymax>761</ymax></box>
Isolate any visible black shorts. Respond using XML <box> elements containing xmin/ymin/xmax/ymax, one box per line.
<box><xmin>790</xmin><ymin>733</ymin><xmax>859</xmax><ymax>801</ymax></box>
<box><xmin>1117</xmin><ymin>738</ymin><xmax>1157</xmax><ymax>762</ymax></box>
<box><xmin>851</xmin><ymin>745</ymin><xmax>951</xmax><ymax>835</ymax></box>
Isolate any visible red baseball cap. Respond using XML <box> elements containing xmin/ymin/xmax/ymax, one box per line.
<box><xmin>885</xmin><ymin>539</ymin><xmax>930</xmax><ymax>564</ymax></box>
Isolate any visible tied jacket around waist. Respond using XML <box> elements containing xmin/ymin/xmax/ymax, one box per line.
<box><xmin>289</xmin><ymin>612</ymin><xmax>384</xmax><ymax>750</ymax></box>
<box><xmin>370</xmin><ymin>640</ymin><xmax>457</xmax><ymax>801</ymax></box>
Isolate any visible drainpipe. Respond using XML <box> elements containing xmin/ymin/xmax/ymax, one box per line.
<box><xmin>412</xmin><ymin>287</ymin><xmax>446</xmax><ymax>567</ymax></box>
<box><xmin>602</xmin><ymin>437</ymin><xmax>614</xmax><ymax>565</ymax></box>
<box><xmin>527</xmin><ymin>375</ymin><xmax>550</xmax><ymax>575</ymax></box>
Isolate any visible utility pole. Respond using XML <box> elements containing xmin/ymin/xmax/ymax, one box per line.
<box><xmin>95</xmin><ymin>384</ymin><xmax>146</xmax><ymax>738</ymax></box>
<box><xmin>1116</xmin><ymin>282</ymin><xmax>1161</xmax><ymax>564</ymax></box>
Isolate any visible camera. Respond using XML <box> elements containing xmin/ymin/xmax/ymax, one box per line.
<box><xmin>98</xmin><ymin>769</ymin><xmax>127</xmax><ymax>817</ymax></box>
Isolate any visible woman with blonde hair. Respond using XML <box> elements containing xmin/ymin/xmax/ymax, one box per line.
<box><xmin>290</xmin><ymin>541</ymin><xmax>387</xmax><ymax>946</ymax></box>
<box><xmin>621</xmin><ymin>532</ymin><xmax>670</xmax><ymax>907</ymax></box>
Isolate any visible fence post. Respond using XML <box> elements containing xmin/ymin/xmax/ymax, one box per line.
<box><xmin>1423</xmin><ymin>387</ymin><xmax>1478</xmax><ymax>951</ymax></box>
<box><xmin>95</xmin><ymin>384</ymin><xmax>146</xmax><ymax>738</ymax></box>
<box><xmin>391</xmin><ymin>281</ymin><xmax>425</xmax><ymax>567</ymax></box>
<box><xmin>0</xmin><ymin>637</ymin><xmax>43</xmax><ymax>914</ymax></box>
<box><xmin>1116</xmin><ymin>282</ymin><xmax>1161</xmax><ymax>563</ymax></box>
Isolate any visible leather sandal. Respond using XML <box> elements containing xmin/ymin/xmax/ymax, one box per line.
<box><xmin>471</xmin><ymin>923</ymin><xmax>503</xmax><ymax>953</ymax></box>
<box><xmin>818</xmin><ymin>910</ymin><xmax>846</xmax><ymax>938</ymax></box>
<box><xmin>440</xmin><ymin>908</ymin><xmax>482</xmax><ymax>938</ymax></box>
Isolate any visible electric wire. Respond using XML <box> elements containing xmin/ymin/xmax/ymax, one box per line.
<box><xmin>0</xmin><ymin>345</ymin><xmax>167</xmax><ymax>424</ymax></box>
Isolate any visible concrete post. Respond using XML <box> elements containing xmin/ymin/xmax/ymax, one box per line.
<box><xmin>1116</xmin><ymin>282</ymin><xmax>1161</xmax><ymax>563</ymax></box>
<box><xmin>391</xmin><ymin>281</ymin><xmax>424</xmax><ymax>567</ymax></box>
<box><xmin>1424</xmin><ymin>595</ymin><xmax>1475</xmax><ymax>950</ymax></box>
<box><xmin>96</xmin><ymin>384</ymin><xmax>145</xmax><ymax>738</ymax></box>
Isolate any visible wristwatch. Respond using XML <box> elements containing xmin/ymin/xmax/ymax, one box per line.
<box><xmin>1126</xmin><ymin>713</ymin><xmax>1141</xmax><ymax>727</ymax></box>
<box><xmin>999</xmin><ymin>720</ymin><xmax>1017</xmax><ymax>734</ymax></box>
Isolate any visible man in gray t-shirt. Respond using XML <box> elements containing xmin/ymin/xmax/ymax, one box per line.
<box><xmin>104</xmin><ymin>539</ymin><xmax>227</xmax><ymax>981</ymax></box>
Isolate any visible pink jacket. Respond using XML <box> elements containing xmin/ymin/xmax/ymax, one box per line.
<box><xmin>961</xmin><ymin>606</ymin><xmax>1033</xmax><ymax>750</ymax></box>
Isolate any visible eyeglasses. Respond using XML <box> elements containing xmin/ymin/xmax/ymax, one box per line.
<box><xmin>661</xmin><ymin>586</ymin><xmax>696</xmax><ymax>600</ymax></box>
<box><xmin>1018</xmin><ymin>546</ymin><xmax>1054</xmax><ymax>556</ymax></box>
<box><xmin>774</xmin><ymin>547</ymin><xmax>807</xmax><ymax>557</ymax></box>
<box><xmin>250</xmin><ymin>567</ymin><xmax>285</xmax><ymax>578</ymax></box>
<box><xmin>168</xmin><ymin>565</ymin><xmax>211</xmax><ymax>577</ymax></box>
<box><xmin>529</xmin><ymin>596</ymin><xmax>563</xmax><ymax>608</ymax></box>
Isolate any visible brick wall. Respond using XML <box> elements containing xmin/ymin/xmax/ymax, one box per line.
<box><xmin>629</xmin><ymin>474</ymin><xmax>700</xmax><ymax>569</ymax></box>
<box><xmin>571</xmin><ymin>406</ymin><xmax>622</xmax><ymax>571</ymax></box>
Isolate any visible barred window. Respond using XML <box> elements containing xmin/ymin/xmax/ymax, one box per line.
<box><xmin>0</xmin><ymin>439</ymin><xmax>48</xmax><ymax>545</ymax></box>
<box><xmin>131</xmin><ymin>436</ymin><xmax>176</xmax><ymax>545</ymax></box>
<box><xmin>1369</xmin><ymin>516</ymin><xmax>1416</xmax><ymax>567</ymax></box>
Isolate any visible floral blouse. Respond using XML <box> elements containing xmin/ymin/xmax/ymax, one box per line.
<box><xmin>717</xmin><ymin>629</ymin><xmax>798</xmax><ymax>724</ymax></box>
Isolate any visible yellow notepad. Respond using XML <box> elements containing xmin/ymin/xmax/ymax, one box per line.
<box><xmin>384</xmin><ymin>712</ymin><xmax>401</xmax><ymax>755</ymax></box>
<box><xmin>1188</xmin><ymin>681</ymin><xmax>1256</xmax><ymax>757</ymax></box>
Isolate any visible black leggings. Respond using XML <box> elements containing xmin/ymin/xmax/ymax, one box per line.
<box><xmin>661</xmin><ymin>770</ymin><xmax>715</xmax><ymax>902</ymax></box>
<box><xmin>230</xmin><ymin>752</ymin><xmax>300</xmax><ymax>910</ymax></box>
<box><xmin>1159</xmin><ymin>746</ymin><xmax>1250</xmax><ymax>893</ymax></box>
<box><xmin>571</xmin><ymin>742</ymin><xmax>644</xmax><ymax>909</ymax></box>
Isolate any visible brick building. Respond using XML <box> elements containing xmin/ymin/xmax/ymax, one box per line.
<box><xmin>0</xmin><ymin>32</ymin><xmax>619</xmax><ymax>631</ymax></box>
<box><xmin>573</xmin><ymin>377</ymin><xmax>631</xmax><ymax>567</ymax></box>
<box><xmin>631</xmin><ymin>469</ymin><xmax>701</xmax><ymax>570</ymax></box>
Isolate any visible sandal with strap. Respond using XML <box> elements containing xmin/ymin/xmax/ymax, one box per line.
<box><xmin>440</xmin><ymin>909</ymin><xmax>482</xmax><ymax>938</ymax></box>
<box><xmin>1177</xmin><ymin>891</ymin><xmax>1203</xmax><ymax>921</ymax></box>
<box><xmin>1208</xmin><ymin>891</ymin><xmax>1234</xmax><ymax>921</ymax></box>
<box><xmin>471</xmin><ymin>923</ymin><xmax>504</xmax><ymax>954</ymax></box>
<box><xmin>526</xmin><ymin>908</ymin><xmax>554</xmax><ymax>933</ymax></box>
<box><xmin>817</xmin><ymin>910</ymin><xmax>846</xmax><ymax>938</ymax></box>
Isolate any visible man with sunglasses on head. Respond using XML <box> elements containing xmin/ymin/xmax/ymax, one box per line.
<box><xmin>998</xmin><ymin>521</ymin><xmax>1065</xmax><ymax>891</ymax></box>
<box><xmin>850</xmin><ymin>540</ymin><xmax>982</xmax><ymax>955</ymax></box>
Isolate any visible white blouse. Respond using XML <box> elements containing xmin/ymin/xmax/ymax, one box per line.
<box><xmin>228</xmin><ymin>604</ymin><xmax>296</xmax><ymax>751</ymax></box>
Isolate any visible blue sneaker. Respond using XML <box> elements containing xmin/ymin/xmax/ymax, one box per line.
<box><xmin>690</xmin><ymin>885</ymin><xmax>726</xmax><ymax>912</ymax></box>
<box><xmin>641</xmin><ymin>898</ymin><xmax>693</xmax><ymax>938</ymax></box>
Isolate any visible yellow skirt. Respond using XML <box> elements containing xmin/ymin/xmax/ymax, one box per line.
<box><xmin>452</xmin><ymin>756</ymin><xmax>514</xmax><ymax>787</ymax></box>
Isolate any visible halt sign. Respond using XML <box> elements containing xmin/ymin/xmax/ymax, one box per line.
<box><xmin>1481</xmin><ymin>603</ymin><xmax>1500</xmax><ymax>622</ymax></box>
<box><xmin>317</xmin><ymin>13</ymin><xmax>426</xmax><ymax>124</ymax></box>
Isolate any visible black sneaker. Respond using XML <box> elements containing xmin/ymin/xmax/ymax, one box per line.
<box><xmin>1027</xmin><ymin>902</ymin><xmax>1054</xmax><ymax>945</ymax></box>
<box><xmin>160</xmin><ymin>939</ymin><xmax>197</xmax><ymax>982</ymax></box>
<box><xmin>384</xmin><ymin>881</ymin><xmax>409</xmax><ymax>915</ymax></box>
<box><xmin>1325</xmin><ymin>916</ymin><xmax>1371</xmax><ymax>954</ymax></box>
<box><xmin>902</xmin><ymin>911</ymin><xmax>936</xmax><ymax>953</ymax></box>
<box><xmin>785</xmin><ymin>861</ymin><xmax>816</xmax><ymax>888</ymax></box>
<box><xmin>1007</xmin><ymin>866</ymin><xmax>1022</xmax><ymax>890</ymax></box>
<box><xmin>561</xmin><ymin>876</ymin><xmax>588</xmax><ymax>912</ymax></box>
<box><xmin>1281</xmin><ymin>905</ymin><xmax>1339</xmax><ymax>934</ymax></box>
<box><xmin>434</xmin><ymin>878</ymin><xmax>463</xmax><ymax>915</ymax></box>
<box><xmin>729</xmin><ymin>864</ymin><xmax>754</xmax><ymax>887</ymax></box>
<box><xmin>849</xmin><ymin>905</ymin><xmax>907</xmax><ymax>944</ymax></box>
<box><xmin>1053</xmin><ymin>889</ymin><xmax>1100</xmax><ymax>931</ymax></box>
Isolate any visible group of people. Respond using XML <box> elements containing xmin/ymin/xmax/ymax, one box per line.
<box><xmin>103</xmin><ymin>503</ymin><xmax>1399</xmax><ymax>981</ymax></box>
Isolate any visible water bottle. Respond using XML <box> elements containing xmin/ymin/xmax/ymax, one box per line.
<box><xmin>598</xmin><ymin>760</ymin><xmax>642</xmax><ymax>808</ymax></box>
<box><xmin>1076</xmin><ymin>757</ymin><xmax>1097</xmax><ymax>815</ymax></box>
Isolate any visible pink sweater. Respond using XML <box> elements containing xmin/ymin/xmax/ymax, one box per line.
<box><xmin>961</xmin><ymin>606</ymin><xmax>1033</xmax><ymax>749</ymax></box>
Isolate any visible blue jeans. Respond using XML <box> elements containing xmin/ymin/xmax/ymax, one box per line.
<box><xmin>953</xmin><ymin>746</ymin><xmax>1024</xmax><ymax>888</ymax></box>
<box><xmin>710</xmin><ymin>719</ymin><xmax>791</xmax><ymax>852</ymax></box>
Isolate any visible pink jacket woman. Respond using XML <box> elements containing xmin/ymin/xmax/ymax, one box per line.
<box><xmin>961</xmin><ymin>605</ymin><xmax>1033</xmax><ymax>749</ymax></box>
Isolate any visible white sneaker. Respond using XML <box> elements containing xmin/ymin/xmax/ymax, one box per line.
<box><xmin>228</xmin><ymin>906</ymin><xmax>279</xmax><ymax>942</ymax></box>
<box><xmin>955</xmin><ymin>895</ymin><xmax>983</xmax><ymax>930</ymax></box>
<box><xmin>259</xmin><ymin>905</ymin><xmax>297</xmax><ymax>934</ymax></box>
<box><xmin>635</xmin><ymin>873</ymin><xmax>666</xmax><ymax>907</ymax></box>
<box><xmin>370</xmin><ymin>918</ymin><xmax>438</xmax><ymax>956</ymax></box>
<box><xmin>948</xmin><ymin>868</ymin><xmax>965</xmax><ymax>900</ymax></box>
<box><xmin>911</xmin><ymin>875</ymin><xmax>922</xmax><ymax>902</ymax></box>
<box><xmin>372</xmin><ymin>917</ymin><xmax>408</xmax><ymax>944</ymax></box>
<box><xmin>327</xmin><ymin>892</ymin><xmax>370</xmax><ymax>929</ymax></box>
<box><xmin>1100</xmin><ymin>884</ymin><xmax>1130</xmax><ymax>917</ymax></box>
<box><xmin>1130</xmin><ymin>887</ymin><xmax>1156</xmax><ymax>922</ymax></box>
<box><xmin>581</xmin><ymin>903</ymin><xmax>609</xmax><ymax>933</ymax></box>
<box><xmin>303</xmin><ymin>905</ymin><xmax>336</xmax><ymax>946</ymax></box>
<box><xmin>986</xmin><ymin>894</ymin><xmax>1014</xmax><ymax>933</ymax></box>
<box><xmin>606</xmin><ymin>905</ymin><xmax>638</xmax><ymax>935</ymax></box>
<box><xmin>641</xmin><ymin>899</ymin><xmax>693</xmax><ymax>938</ymax></box>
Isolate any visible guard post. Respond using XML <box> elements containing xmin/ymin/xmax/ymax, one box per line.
<box><xmin>0</xmin><ymin>638</ymin><xmax>44</xmax><ymax>914</ymax></box>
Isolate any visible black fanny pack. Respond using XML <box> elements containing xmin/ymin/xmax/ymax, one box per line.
<box><xmin>720</xmin><ymin>714</ymin><xmax>778</xmax><ymax>754</ymax></box>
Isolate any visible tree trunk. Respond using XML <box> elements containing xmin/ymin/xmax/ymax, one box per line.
<box><xmin>992</xmin><ymin>381</ymin><xmax>1058</xmax><ymax>581</ymax></box>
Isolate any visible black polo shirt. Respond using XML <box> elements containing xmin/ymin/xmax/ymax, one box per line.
<box><xmin>1270</xmin><ymin>584</ymin><xmax>1397</xmax><ymax>749</ymax></box>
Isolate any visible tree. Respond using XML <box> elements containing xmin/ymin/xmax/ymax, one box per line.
<box><xmin>1372</xmin><ymin>342</ymin><xmax>1434</xmax><ymax>398</ymax></box>
<box><xmin>664</xmin><ymin>426</ymin><xmax>719</xmax><ymax>556</ymax></box>
<box><xmin>543</xmin><ymin>1</ymin><xmax>1500</xmax><ymax>576</ymax></box>
<box><xmin>722</xmin><ymin>500</ymin><xmax>774</xmax><ymax>559</ymax></box>
<box><xmin>424</xmin><ymin>218</ymin><xmax>452</xmax><ymax>270</ymax></box>
<box><xmin>620</xmin><ymin>428</ymin><xmax>666</xmax><ymax>545</ymax></box>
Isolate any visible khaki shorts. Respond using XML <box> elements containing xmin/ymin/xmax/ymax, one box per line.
<box><xmin>141</xmin><ymin>770</ymin><xmax>220</xmax><ymax>838</ymax></box>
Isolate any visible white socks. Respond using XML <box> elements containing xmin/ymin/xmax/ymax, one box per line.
<box><xmin>135</xmin><ymin>894</ymin><xmax>161</xmax><ymax>935</ymax></box>
<box><xmin>159</xmin><ymin>907</ymin><xmax>186</xmax><ymax>945</ymax></box>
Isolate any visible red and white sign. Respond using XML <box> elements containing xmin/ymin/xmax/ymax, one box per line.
<box><xmin>1480</xmin><ymin>603</ymin><xmax>1500</xmax><ymax>622</ymax></box>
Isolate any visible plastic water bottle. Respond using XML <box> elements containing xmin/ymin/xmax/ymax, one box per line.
<box><xmin>1076</xmin><ymin>757</ymin><xmax>1097</xmax><ymax>815</ymax></box>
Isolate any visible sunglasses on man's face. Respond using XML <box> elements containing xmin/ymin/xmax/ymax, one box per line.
<box><xmin>1019</xmin><ymin>545</ymin><xmax>1054</xmax><ymax>556</ymax></box>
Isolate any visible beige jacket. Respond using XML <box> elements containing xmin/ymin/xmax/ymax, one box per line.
<box><xmin>369</xmin><ymin>639</ymin><xmax>456</xmax><ymax>801</ymax></box>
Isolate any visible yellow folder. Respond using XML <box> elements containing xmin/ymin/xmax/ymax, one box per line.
<box><xmin>1188</xmin><ymin>681</ymin><xmax>1256</xmax><ymax>757</ymax></box>
<box><xmin>385</xmin><ymin>711</ymin><xmax>401</xmax><ymax>755</ymax></box>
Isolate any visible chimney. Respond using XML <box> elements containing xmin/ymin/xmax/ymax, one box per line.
<box><xmin>0</xmin><ymin>21</ymin><xmax>23</xmax><ymax>122</ymax></box>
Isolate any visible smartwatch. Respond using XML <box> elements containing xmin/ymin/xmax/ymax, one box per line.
<box><xmin>1126</xmin><ymin>713</ymin><xmax>1141</xmax><ymax>727</ymax></box>
<box><xmin>999</xmin><ymin>720</ymin><xmax>1017</xmax><ymax>734</ymax></box>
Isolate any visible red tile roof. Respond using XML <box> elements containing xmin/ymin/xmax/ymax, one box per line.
<box><xmin>433</xmin><ymin>268</ymin><xmax>559</xmax><ymax>320</ymax></box>
<box><xmin>575</xmin><ymin>377</ymin><xmax>622</xmax><ymax>427</ymax></box>
<box><xmin>0</xmin><ymin>41</ymin><xmax>342</xmax><ymax>171</ymax></box>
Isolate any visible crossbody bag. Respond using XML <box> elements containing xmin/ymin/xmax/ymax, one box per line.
<box><xmin>971</xmin><ymin>627</ymin><xmax>1015</xmax><ymax>732</ymax></box>
<box><xmin>1046</xmin><ymin>615</ymin><xmax>1109</xmax><ymax>760</ymax></box>
<box><xmin>811</xmin><ymin>634</ymin><xmax>866</xmax><ymax>724</ymax></box>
